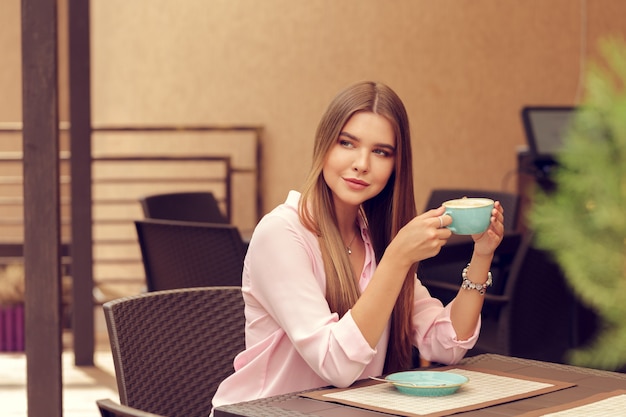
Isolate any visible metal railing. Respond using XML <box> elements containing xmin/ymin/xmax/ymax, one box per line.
<box><xmin>0</xmin><ymin>123</ymin><xmax>262</xmax><ymax>295</ymax></box>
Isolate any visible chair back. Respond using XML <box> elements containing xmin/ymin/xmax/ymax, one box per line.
<box><xmin>97</xmin><ymin>398</ymin><xmax>167</xmax><ymax>417</ymax></box>
<box><xmin>419</xmin><ymin>232</ymin><xmax>522</xmax><ymax>305</ymax></box>
<box><xmin>135</xmin><ymin>219</ymin><xmax>245</xmax><ymax>291</ymax></box>
<box><xmin>424</xmin><ymin>188</ymin><xmax>520</xmax><ymax>232</ymax></box>
<box><xmin>139</xmin><ymin>191</ymin><xmax>228</xmax><ymax>223</ymax></box>
<box><xmin>103</xmin><ymin>286</ymin><xmax>245</xmax><ymax>417</ymax></box>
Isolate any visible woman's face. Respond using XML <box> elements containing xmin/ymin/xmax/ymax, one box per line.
<box><xmin>322</xmin><ymin>111</ymin><xmax>396</xmax><ymax>211</ymax></box>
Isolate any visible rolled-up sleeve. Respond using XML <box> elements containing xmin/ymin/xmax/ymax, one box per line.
<box><xmin>411</xmin><ymin>279</ymin><xmax>480</xmax><ymax>365</ymax></box>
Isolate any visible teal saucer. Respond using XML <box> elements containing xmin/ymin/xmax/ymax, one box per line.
<box><xmin>385</xmin><ymin>371</ymin><xmax>469</xmax><ymax>397</ymax></box>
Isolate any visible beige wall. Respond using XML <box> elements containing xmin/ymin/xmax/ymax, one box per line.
<box><xmin>2</xmin><ymin>0</ymin><xmax>625</xmax><ymax>214</ymax></box>
<box><xmin>0</xmin><ymin>0</ymin><xmax>23</xmax><ymax>126</ymax></box>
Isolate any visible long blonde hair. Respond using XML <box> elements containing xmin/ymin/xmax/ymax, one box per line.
<box><xmin>299</xmin><ymin>81</ymin><xmax>417</xmax><ymax>373</ymax></box>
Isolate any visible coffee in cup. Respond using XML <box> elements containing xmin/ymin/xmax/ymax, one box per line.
<box><xmin>442</xmin><ymin>197</ymin><xmax>494</xmax><ymax>235</ymax></box>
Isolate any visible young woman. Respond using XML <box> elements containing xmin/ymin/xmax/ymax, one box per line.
<box><xmin>211</xmin><ymin>81</ymin><xmax>504</xmax><ymax>409</ymax></box>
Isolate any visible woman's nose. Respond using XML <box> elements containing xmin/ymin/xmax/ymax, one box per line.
<box><xmin>352</xmin><ymin>150</ymin><xmax>369</xmax><ymax>172</ymax></box>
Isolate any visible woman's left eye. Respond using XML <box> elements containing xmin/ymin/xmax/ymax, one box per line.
<box><xmin>373</xmin><ymin>148</ymin><xmax>392</xmax><ymax>157</ymax></box>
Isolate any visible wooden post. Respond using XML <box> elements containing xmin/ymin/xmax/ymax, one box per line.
<box><xmin>69</xmin><ymin>0</ymin><xmax>94</xmax><ymax>366</ymax></box>
<box><xmin>21</xmin><ymin>0</ymin><xmax>63</xmax><ymax>416</ymax></box>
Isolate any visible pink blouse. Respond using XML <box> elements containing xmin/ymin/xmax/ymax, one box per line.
<box><xmin>211</xmin><ymin>191</ymin><xmax>479</xmax><ymax>409</ymax></box>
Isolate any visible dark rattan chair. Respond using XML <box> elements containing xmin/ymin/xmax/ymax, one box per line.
<box><xmin>419</xmin><ymin>232</ymin><xmax>522</xmax><ymax>305</ymax></box>
<box><xmin>483</xmin><ymin>232</ymin><xmax>597</xmax><ymax>363</ymax></box>
<box><xmin>139</xmin><ymin>191</ymin><xmax>228</xmax><ymax>224</ymax></box>
<box><xmin>135</xmin><ymin>219</ymin><xmax>245</xmax><ymax>291</ymax></box>
<box><xmin>103</xmin><ymin>286</ymin><xmax>245</xmax><ymax>417</ymax></box>
<box><xmin>422</xmin><ymin>232</ymin><xmax>588</xmax><ymax>363</ymax></box>
<box><xmin>97</xmin><ymin>398</ymin><xmax>167</xmax><ymax>417</ymax></box>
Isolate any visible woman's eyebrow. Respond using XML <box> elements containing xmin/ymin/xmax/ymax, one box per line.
<box><xmin>339</xmin><ymin>131</ymin><xmax>358</xmax><ymax>141</ymax></box>
<box><xmin>377</xmin><ymin>142</ymin><xmax>396</xmax><ymax>152</ymax></box>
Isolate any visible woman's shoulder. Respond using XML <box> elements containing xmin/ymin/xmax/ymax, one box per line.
<box><xmin>253</xmin><ymin>190</ymin><xmax>308</xmax><ymax>236</ymax></box>
<box><xmin>246</xmin><ymin>191</ymin><xmax>320</xmax><ymax>258</ymax></box>
<box><xmin>260</xmin><ymin>190</ymin><xmax>300</xmax><ymax>221</ymax></box>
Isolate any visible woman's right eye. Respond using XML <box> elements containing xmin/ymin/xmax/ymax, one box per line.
<box><xmin>339</xmin><ymin>139</ymin><xmax>354</xmax><ymax>148</ymax></box>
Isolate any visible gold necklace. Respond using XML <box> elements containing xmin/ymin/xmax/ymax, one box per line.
<box><xmin>346</xmin><ymin>231</ymin><xmax>358</xmax><ymax>255</ymax></box>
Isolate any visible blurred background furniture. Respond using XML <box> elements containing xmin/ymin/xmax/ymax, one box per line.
<box><xmin>419</xmin><ymin>232</ymin><xmax>522</xmax><ymax>304</ymax></box>
<box><xmin>421</xmin><ymin>231</ymin><xmax>596</xmax><ymax>363</ymax></box>
<box><xmin>140</xmin><ymin>191</ymin><xmax>229</xmax><ymax>224</ymax></box>
<box><xmin>475</xmin><ymin>232</ymin><xmax>571</xmax><ymax>361</ymax></box>
<box><xmin>135</xmin><ymin>219</ymin><xmax>246</xmax><ymax>291</ymax></box>
<box><xmin>97</xmin><ymin>398</ymin><xmax>167</xmax><ymax>417</ymax></box>
<box><xmin>103</xmin><ymin>286</ymin><xmax>245</xmax><ymax>417</ymax></box>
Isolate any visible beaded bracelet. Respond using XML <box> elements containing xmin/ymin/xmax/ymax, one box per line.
<box><xmin>461</xmin><ymin>263</ymin><xmax>492</xmax><ymax>295</ymax></box>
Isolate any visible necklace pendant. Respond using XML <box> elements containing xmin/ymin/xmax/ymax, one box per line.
<box><xmin>347</xmin><ymin>247</ymin><xmax>352</xmax><ymax>255</ymax></box>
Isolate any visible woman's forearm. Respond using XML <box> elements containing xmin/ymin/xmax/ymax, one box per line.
<box><xmin>449</xmin><ymin>252</ymin><xmax>493</xmax><ymax>340</ymax></box>
<box><xmin>350</xmin><ymin>252</ymin><xmax>411</xmax><ymax>348</ymax></box>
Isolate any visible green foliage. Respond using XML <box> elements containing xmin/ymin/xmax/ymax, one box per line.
<box><xmin>528</xmin><ymin>37</ymin><xmax>626</xmax><ymax>370</ymax></box>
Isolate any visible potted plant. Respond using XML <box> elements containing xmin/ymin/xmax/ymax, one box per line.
<box><xmin>0</xmin><ymin>263</ymin><xmax>25</xmax><ymax>351</ymax></box>
<box><xmin>529</xmin><ymin>37</ymin><xmax>626</xmax><ymax>370</ymax></box>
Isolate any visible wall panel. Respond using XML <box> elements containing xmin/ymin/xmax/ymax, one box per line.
<box><xmin>2</xmin><ymin>0</ymin><xmax>626</xmax><ymax>299</ymax></box>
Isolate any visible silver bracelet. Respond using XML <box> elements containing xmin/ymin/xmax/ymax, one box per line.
<box><xmin>461</xmin><ymin>263</ymin><xmax>492</xmax><ymax>295</ymax></box>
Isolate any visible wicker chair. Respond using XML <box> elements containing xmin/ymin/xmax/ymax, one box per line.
<box><xmin>135</xmin><ymin>219</ymin><xmax>245</xmax><ymax>291</ymax></box>
<box><xmin>103</xmin><ymin>286</ymin><xmax>245</xmax><ymax>417</ymax></box>
<box><xmin>97</xmin><ymin>399</ymin><xmax>166</xmax><ymax>417</ymax></box>
<box><xmin>139</xmin><ymin>191</ymin><xmax>228</xmax><ymax>224</ymax></box>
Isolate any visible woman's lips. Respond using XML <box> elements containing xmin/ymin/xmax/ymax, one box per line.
<box><xmin>344</xmin><ymin>177</ymin><xmax>369</xmax><ymax>190</ymax></box>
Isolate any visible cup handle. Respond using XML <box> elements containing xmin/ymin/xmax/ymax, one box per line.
<box><xmin>444</xmin><ymin>210</ymin><xmax>456</xmax><ymax>233</ymax></box>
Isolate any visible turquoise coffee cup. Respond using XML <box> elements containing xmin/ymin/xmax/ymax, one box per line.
<box><xmin>442</xmin><ymin>197</ymin><xmax>494</xmax><ymax>235</ymax></box>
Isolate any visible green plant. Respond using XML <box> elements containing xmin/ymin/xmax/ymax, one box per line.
<box><xmin>0</xmin><ymin>263</ymin><xmax>25</xmax><ymax>306</ymax></box>
<box><xmin>528</xmin><ymin>37</ymin><xmax>626</xmax><ymax>370</ymax></box>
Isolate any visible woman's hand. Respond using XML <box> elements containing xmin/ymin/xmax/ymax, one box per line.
<box><xmin>387</xmin><ymin>206</ymin><xmax>453</xmax><ymax>267</ymax></box>
<box><xmin>470</xmin><ymin>201</ymin><xmax>505</xmax><ymax>256</ymax></box>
